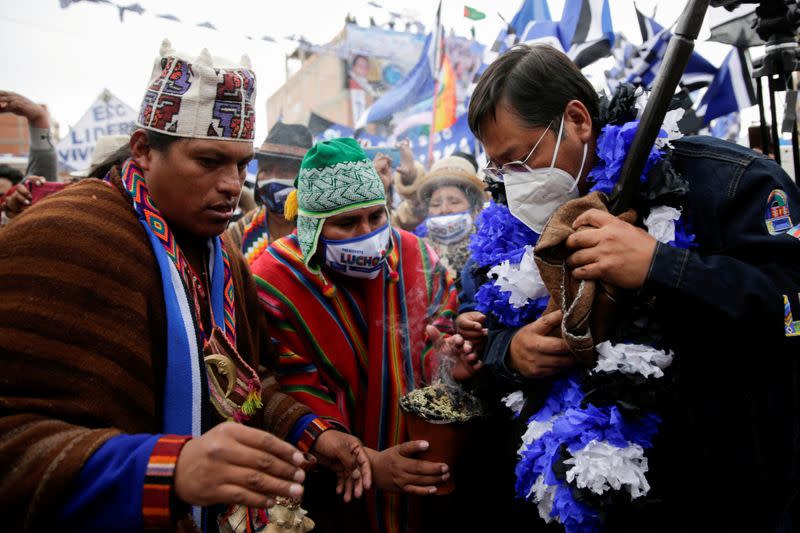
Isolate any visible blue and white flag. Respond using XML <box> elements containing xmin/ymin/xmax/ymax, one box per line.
<box><xmin>624</xmin><ymin>27</ymin><xmax>670</xmax><ymax>88</ymax></box>
<box><xmin>559</xmin><ymin>0</ymin><xmax>613</xmax><ymax>47</ymax></box>
<box><xmin>626</xmin><ymin>9</ymin><xmax>717</xmax><ymax>90</ymax></box>
<box><xmin>474</xmin><ymin>0</ymin><xmax>552</xmax><ymax>82</ymax></box>
<box><xmin>558</xmin><ymin>0</ymin><xmax>614</xmax><ymax>68</ymax></box>
<box><xmin>354</xmin><ymin>32</ymin><xmax>436</xmax><ymax>128</ymax></box>
<box><xmin>635</xmin><ymin>7</ymin><xmax>661</xmax><ymax>41</ymax></box>
<box><xmin>519</xmin><ymin>20</ymin><xmax>563</xmax><ymax>51</ymax></box>
<box><xmin>696</xmin><ymin>48</ymin><xmax>756</xmax><ymax>125</ymax></box>
<box><xmin>605</xmin><ymin>32</ymin><xmax>638</xmax><ymax>86</ymax></box>
<box><xmin>512</xmin><ymin>0</ymin><xmax>552</xmax><ymax>33</ymax></box>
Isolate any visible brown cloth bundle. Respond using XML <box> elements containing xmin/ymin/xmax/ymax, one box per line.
<box><xmin>534</xmin><ymin>191</ymin><xmax>637</xmax><ymax>366</ymax></box>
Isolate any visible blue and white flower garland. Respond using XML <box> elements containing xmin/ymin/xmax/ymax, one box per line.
<box><xmin>468</xmin><ymin>91</ymin><xmax>696</xmax><ymax>532</ymax></box>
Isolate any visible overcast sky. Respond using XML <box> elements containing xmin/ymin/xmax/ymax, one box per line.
<box><xmin>0</xmin><ymin>0</ymin><xmax>741</xmax><ymax>143</ymax></box>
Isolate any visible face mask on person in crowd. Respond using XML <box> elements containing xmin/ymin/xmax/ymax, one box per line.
<box><xmin>320</xmin><ymin>222</ymin><xmax>391</xmax><ymax>279</ymax></box>
<box><xmin>256</xmin><ymin>179</ymin><xmax>295</xmax><ymax>214</ymax></box>
<box><xmin>425</xmin><ymin>211</ymin><xmax>473</xmax><ymax>244</ymax></box>
<box><xmin>503</xmin><ymin>114</ymin><xmax>588</xmax><ymax>234</ymax></box>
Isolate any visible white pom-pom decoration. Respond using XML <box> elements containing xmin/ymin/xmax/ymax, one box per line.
<box><xmin>501</xmin><ymin>390</ymin><xmax>525</xmax><ymax>416</ymax></box>
<box><xmin>564</xmin><ymin>440</ymin><xmax>651</xmax><ymax>498</ymax></box>
<box><xmin>594</xmin><ymin>341</ymin><xmax>673</xmax><ymax>379</ymax></box>
<box><xmin>488</xmin><ymin>246</ymin><xmax>548</xmax><ymax>309</ymax></box>
<box><xmin>644</xmin><ymin>206</ymin><xmax>681</xmax><ymax>244</ymax></box>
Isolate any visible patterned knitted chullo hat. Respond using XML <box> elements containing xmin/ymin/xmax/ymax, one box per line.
<box><xmin>284</xmin><ymin>138</ymin><xmax>387</xmax><ymax>271</ymax></box>
<box><xmin>137</xmin><ymin>39</ymin><xmax>256</xmax><ymax>142</ymax></box>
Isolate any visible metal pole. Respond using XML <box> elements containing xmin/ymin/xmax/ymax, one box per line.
<box><xmin>769</xmin><ymin>75</ymin><xmax>782</xmax><ymax>166</ymax></box>
<box><xmin>792</xmin><ymin>113</ymin><xmax>799</xmax><ymax>184</ymax></box>
<box><xmin>790</xmin><ymin>74</ymin><xmax>800</xmax><ymax>184</ymax></box>
<box><xmin>608</xmin><ymin>0</ymin><xmax>710</xmax><ymax>215</ymax></box>
<box><xmin>757</xmin><ymin>77</ymin><xmax>771</xmax><ymax>155</ymax></box>
<box><xmin>427</xmin><ymin>78</ymin><xmax>440</xmax><ymax>167</ymax></box>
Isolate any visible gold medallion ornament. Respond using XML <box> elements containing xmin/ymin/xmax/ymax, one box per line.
<box><xmin>204</xmin><ymin>353</ymin><xmax>236</xmax><ymax>398</ymax></box>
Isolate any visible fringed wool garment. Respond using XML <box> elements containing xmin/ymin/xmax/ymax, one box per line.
<box><xmin>0</xmin><ymin>170</ymin><xmax>310</xmax><ymax>532</ymax></box>
<box><xmin>252</xmin><ymin>228</ymin><xmax>458</xmax><ymax>533</ymax></box>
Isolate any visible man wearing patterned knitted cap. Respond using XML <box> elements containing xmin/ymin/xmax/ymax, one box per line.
<box><xmin>0</xmin><ymin>40</ymin><xmax>369</xmax><ymax>532</ymax></box>
<box><xmin>250</xmin><ymin>138</ymin><xmax>475</xmax><ymax>533</ymax></box>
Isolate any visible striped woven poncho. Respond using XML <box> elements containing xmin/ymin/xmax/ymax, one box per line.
<box><xmin>251</xmin><ymin>227</ymin><xmax>458</xmax><ymax>533</ymax></box>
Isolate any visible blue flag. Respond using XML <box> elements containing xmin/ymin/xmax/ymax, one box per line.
<box><xmin>355</xmin><ymin>33</ymin><xmax>436</xmax><ymax>128</ymax></box>
<box><xmin>627</xmin><ymin>9</ymin><xmax>717</xmax><ymax>90</ymax></box>
<box><xmin>558</xmin><ymin>0</ymin><xmax>614</xmax><ymax>68</ymax></box>
<box><xmin>473</xmin><ymin>0</ymin><xmax>553</xmax><ymax>83</ymax></box>
<box><xmin>520</xmin><ymin>20</ymin><xmax>562</xmax><ymax>49</ymax></box>
<box><xmin>311</xmin><ymin>113</ymin><xmax>478</xmax><ymax>168</ymax></box>
<box><xmin>635</xmin><ymin>6</ymin><xmax>662</xmax><ymax>41</ymax></box>
<box><xmin>511</xmin><ymin>0</ymin><xmax>552</xmax><ymax>34</ymax></box>
<box><xmin>697</xmin><ymin>48</ymin><xmax>756</xmax><ymax>125</ymax></box>
<box><xmin>559</xmin><ymin>0</ymin><xmax>613</xmax><ymax>48</ymax></box>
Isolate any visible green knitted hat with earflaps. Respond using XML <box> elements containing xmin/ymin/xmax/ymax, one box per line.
<box><xmin>293</xmin><ymin>138</ymin><xmax>387</xmax><ymax>271</ymax></box>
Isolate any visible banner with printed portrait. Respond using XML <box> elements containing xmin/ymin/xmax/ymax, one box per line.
<box><xmin>340</xmin><ymin>24</ymin><xmax>483</xmax><ymax>124</ymax></box>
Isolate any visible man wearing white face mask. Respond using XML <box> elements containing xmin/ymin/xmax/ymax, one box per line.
<box><xmin>250</xmin><ymin>138</ymin><xmax>475</xmax><ymax>533</ymax></box>
<box><xmin>416</xmin><ymin>153</ymin><xmax>487</xmax><ymax>287</ymax></box>
<box><xmin>464</xmin><ymin>43</ymin><xmax>800</xmax><ymax>531</ymax></box>
<box><xmin>501</xmin><ymin>113</ymin><xmax>588</xmax><ymax>234</ymax></box>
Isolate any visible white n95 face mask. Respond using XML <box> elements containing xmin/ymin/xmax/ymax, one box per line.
<box><xmin>504</xmin><ymin>114</ymin><xmax>588</xmax><ymax>234</ymax></box>
<box><xmin>320</xmin><ymin>223</ymin><xmax>391</xmax><ymax>279</ymax></box>
<box><xmin>425</xmin><ymin>211</ymin><xmax>473</xmax><ymax>244</ymax></box>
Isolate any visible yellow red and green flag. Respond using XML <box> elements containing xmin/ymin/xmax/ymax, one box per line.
<box><xmin>433</xmin><ymin>53</ymin><xmax>457</xmax><ymax>132</ymax></box>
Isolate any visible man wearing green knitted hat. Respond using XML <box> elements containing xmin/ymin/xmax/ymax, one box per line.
<box><xmin>288</xmin><ymin>137</ymin><xmax>390</xmax><ymax>280</ymax></box>
<box><xmin>251</xmin><ymin>138</ymin><xmax>474</xmax><ymax>532</ymax></box>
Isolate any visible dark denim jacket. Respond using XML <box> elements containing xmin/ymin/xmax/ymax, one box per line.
<box><xmin>481</xmin><ymin>136</ymin><xmax>800</xmax><ymax>388</ymax></box>
<box><xmin>473</xmin><ymin>136</ymin><xmax>800</xmax><ymax>529</ymax></box>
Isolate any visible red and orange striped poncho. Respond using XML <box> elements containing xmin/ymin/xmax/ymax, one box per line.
<box><xmin>252</xmin><ymin>227</ymin><xmax>457</xmax><ymax>533</ymax></box>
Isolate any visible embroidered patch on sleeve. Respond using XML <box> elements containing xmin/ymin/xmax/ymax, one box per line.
<box><xmin>765</xmin><ymin>189</ymin><xmax>793</xmax><ymax>235</ymax></box>
<box><xmin>784</xmin><ymin>294</ymin><xmax>800</xmax><ymax>337</ymax></box>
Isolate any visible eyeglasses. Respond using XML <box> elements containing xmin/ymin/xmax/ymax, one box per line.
<box><xmin>483</xmin><ymin>121</ymin><xmax>553</xmax><ymax>181</ymax></box>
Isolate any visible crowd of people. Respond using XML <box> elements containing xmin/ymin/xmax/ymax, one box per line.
<box><xmin>1</xmin><ymin>37</ymin><xmax>799</xmax><ymax>533</ymax></box>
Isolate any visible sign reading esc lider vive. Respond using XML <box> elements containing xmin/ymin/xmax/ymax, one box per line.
<box><xmin>57</xmin><ymin>90</ymin><xmax>138</xmax><ymax>172</ymax></box>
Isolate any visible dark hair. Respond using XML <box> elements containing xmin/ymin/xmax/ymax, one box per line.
<box><xmin>451</xmin><ymin>151</ymin><xmax>478</xmax><ymax>172</ymax></box>
<box><xmin>145</xmin><ymin>130</ymin><xmax>184</xmax><ymax>152</ymax></box>
<box><xmin>468</xmin><ymin>44</ymin><xmax>600</xmax><ymax>140</ymax></box>
<box><xmin>0</xmin><ymin>164</ymin><xmax>23</xmax><ymax>183</ymax></box>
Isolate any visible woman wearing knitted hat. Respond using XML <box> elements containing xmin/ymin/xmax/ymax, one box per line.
<box><xmin>250</xmin><ymin>138</ymin><xmax>476</xmax><ymax>533</ymax></box>
<box><xmin>416</xmin><ymin>153</ymin><xmax>486</xmax><ymax>289</ymax></box>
